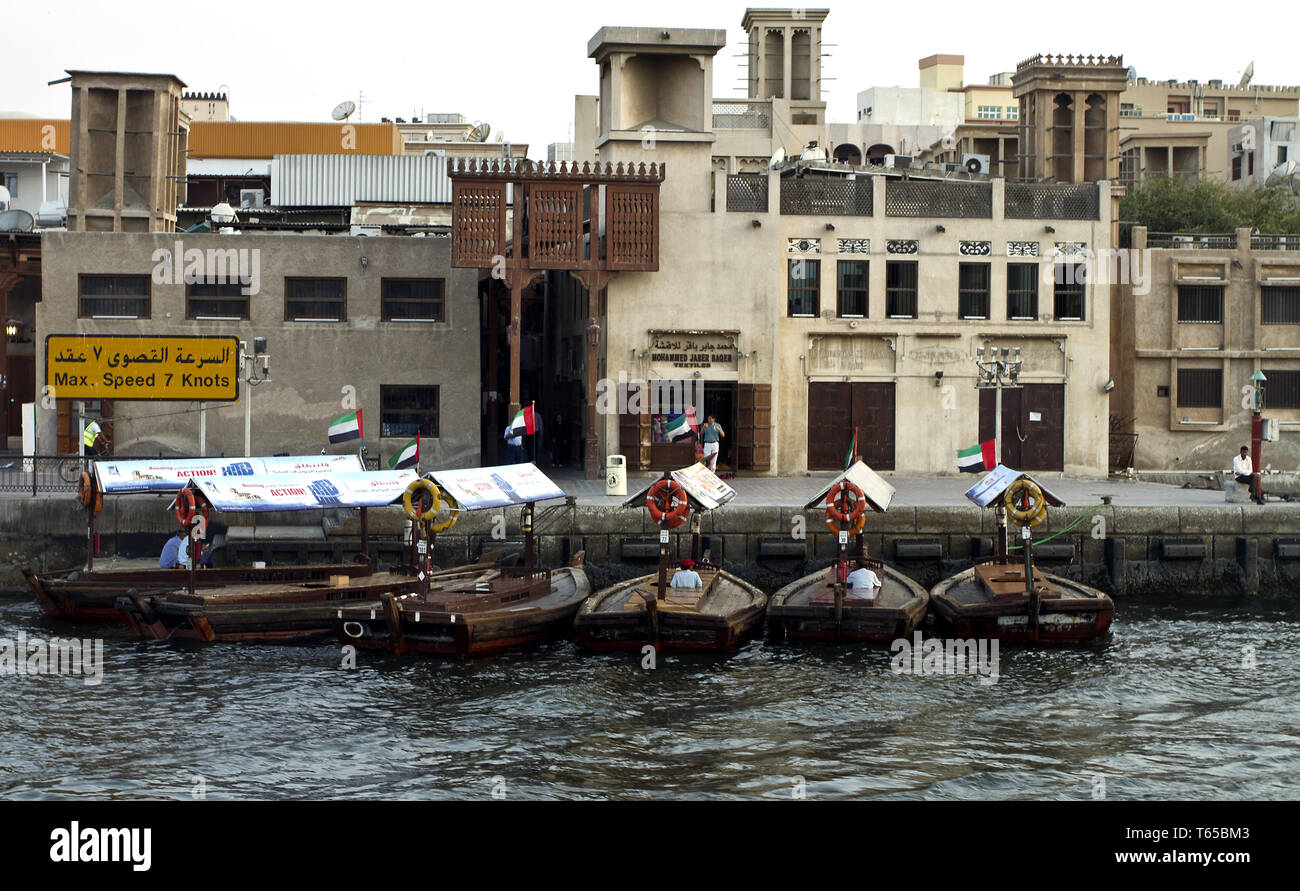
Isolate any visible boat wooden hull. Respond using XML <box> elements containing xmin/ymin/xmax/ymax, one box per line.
<box><xmin>115</xmin><ymin>573</ymin><xmax>421</xmax><ymax>643</ymax></box>
<box><xmin>575</xmin><ymin>569</ymin><xmax>767</xmax><ymax>652</ymax></box>
<box><xmin>23</xmin><ymin>562</ymin><xmax>373</xmax><ymax>623</ymax></box>
<box><xmin>930</xmin><ymin>564</ymin><xmax>1114</xmax><ymax>642</ymax></box>
<box><xmin>333</xmin><ymin>567</ymin><xmax>591</xmax><ymax>657</ymax></box>
<box><xmin>767</xmin><ymin>563</ymin><xmax>929</xmax><ymax>643</ymax></box>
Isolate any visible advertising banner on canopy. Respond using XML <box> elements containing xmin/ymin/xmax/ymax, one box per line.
<box><xmin>190</xmin><ymin>470</ymin><xmax>419</xmax><ymax>512</ymax></box>
<box><xmin>428</xmin><ymin>463</ymin><xmax>567</xmax><ymax>510</ymax></box>
<box><xmin>964</xmin><ymin>464</ymin><xmax>1066</xmax><ymax>508</ymax></box>
<box><xmin>621</xmin><ymin>462</ymin><xmax>736</xmax><ymax>510</ymax></box>
<box><xmin>94</xmin><ymin>454</ymin><xmax>365</xmax><ymax>494</ymax></box>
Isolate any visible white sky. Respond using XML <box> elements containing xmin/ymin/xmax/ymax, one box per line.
<box><xmin>4</xmin><ymin>0</ymin><xmax>1298</xmax><ymax>153</ymax></box>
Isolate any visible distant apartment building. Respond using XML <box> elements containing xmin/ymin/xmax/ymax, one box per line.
<box><xmin>182</xmin><ymin>91</ymin><xmax>230</xmax><ymax>122</ymax></box>
<box><xmin>0</xmin><ymin>117</ymin><xmax>70</xmax><ymax>224</ymax></box>
<box><xmin>1227</xmin><ymin>117</ymin><xmax>1299</xmax><ymax>189</ymax></box>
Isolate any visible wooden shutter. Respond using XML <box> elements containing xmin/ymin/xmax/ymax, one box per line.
<box><xmin>736</xmin><ymin>384</ymin><xmax>772</xmax><ymax>471</ymax></box>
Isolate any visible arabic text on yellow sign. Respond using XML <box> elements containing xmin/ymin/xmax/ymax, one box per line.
<box><xmin>46</xmin><ymin>335</ymin><xmax>240</xmax><ymax>401</ymax></box>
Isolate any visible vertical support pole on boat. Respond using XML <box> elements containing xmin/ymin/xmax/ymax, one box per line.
<box><xmin>834</xmin><ymin>527</ymin><xmax>848</xmax><ymax>641</ymax></box>
<box><xmin>656</xmin><ymin>517</ymin><xmax>670</xmax><ymax>603</ymax></box>
<box><xmin>995</xmin><ymin>504</ymin><xmax>1008</xmax><ymax>558</ymax></box>
<box><xmin>85</xmin><ymin>504</ymin><xmax>94</xmax><ymax>572</ymax></box>
<box><xmin>381</xmin><ymin>591</ymin><xmax>407</xmax><ymax>657</ymax></box>
<box><xmin>523</xmin><ymin>501</ymin><xmax>535</xmax><ymax>569</ymax></box>
<box><xmin>690</xmin><ymin>510</ymin><xmax>702</xmax><ymax>564</ymax></box>
<box><xmin>417</xmin><ymin>520</ymin><xmax>431</xmax><ymax>594</ymax></box>
<box><xmin>359</xmin><ymin>506</ymin><xmax>370</xmax><ymax>571</ymax></box>
<box><xmin>1022</xmin><ymin>523</ymin><xmax>1039</xmax><ymax>640</ymax></box>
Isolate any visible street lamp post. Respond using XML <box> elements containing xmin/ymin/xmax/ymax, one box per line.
<box><xmin>975</xmin><ymin>345</ymin><xmax>1023</xmax><ymax>555</ymax></box>
<box><xmin>239</xmin><ymin>337</ymin><xmax>271</xmax><ymax>458</ymax></box>
<box><xmin>1251</xmin><ymin>369</ymin><xmax>1266</xmax><ymax>503</ymax></box>
<box><xmin>585</xmin><ymin>319</ymin><xmax>601</xmax><ymax>480</ymax></box>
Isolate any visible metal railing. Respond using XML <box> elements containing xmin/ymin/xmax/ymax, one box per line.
<box><xmin>0</xmin><ymin>455</ymin><xmax>93</xmax><ymax>495</ymax></box>
<box><xmin>1004</xmin><ymin>182</ymin><xmax>1100</xmax><ymax>220</ymax></box>
<box><xmin>780</xmin><ymin>176</ymin><xmax>873</xmax><ymax>215</ymax></box>
<box><xmin>727</xmin><ymin>174</ymin><xmax>769</xmax><ymax>212</ymax></box>
<box><xmin>712</xmin><ymin>100</ymin><xmax>772</xmax><ymax>130</ymax></box>
<box><xmin>1146</xmin><ymin>232</ymin><xmax>1238</xmax><ymax>249</ymax></box>
<box><xmin>1252</xmin><ymin>234</ymin><xmax>1300</xmax><ymax>251</ymax></box>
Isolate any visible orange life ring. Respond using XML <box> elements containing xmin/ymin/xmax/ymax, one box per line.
<box><xmin>175</xmin><ymin>487</ymin><xmax>196</xmax><ymax>527</ymax></box>
<box><xmin>77</xmin><ymin>472</ymin><xmax>104</xmax><ymax>518</ymax></box>
<box><xmin>824</xmin><ymin>505</ymin><xmax>866</xmax><ymax>536</ymax></box>
<box><xmin>646</xmin><ymin>478</ymin><xmax>690</xmax><ymax>529</ymax></box>
<box><xmin>825</xmin><ymin>480</ymin><xmax>866</xmax><ymax>525</ymax></box>
<box><xmin>77</xmin><ymin>472</ymin><xmax>95</xmax><ymax>508</ymax></box>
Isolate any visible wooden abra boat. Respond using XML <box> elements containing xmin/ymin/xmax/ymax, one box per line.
<box><xmin>575</xmin><ymin>463</ymin><xmax>766</xmax><ymax>652</ymax></box>
<box><xmin>768</xmin><ymin>461</ymin><xmax>928</xmax><ymax>643</ymax></box>
<box><xmin>930</xmin><ymin>465</ymin><xmax>1114</xmax><ymax>643</ymax></box>
<box><xmin>24</xmin><ymin>454</ymin><xmax>376</xmax><ymax>622</ymax></box>
<box><xmin>930</xmin><ymin>555</ymin><xmax>1113</xmax><ymax>642</ymax></box>
<box><xmin>333</xmin><ymin>463</ymin><xmax>590</xmax><ymax>657</ymax></box>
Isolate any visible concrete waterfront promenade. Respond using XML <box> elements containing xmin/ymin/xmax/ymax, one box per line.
<box><xmin>4</xmin><ymin>469</ymin><xmax>1300</xmax><ymax>596</ymax></box>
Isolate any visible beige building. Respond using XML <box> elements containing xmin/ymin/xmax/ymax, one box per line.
<box><xmin>36</xmin><ymin>231</ymin><xmax>481</xmax><ymax>467</ymax></box>
<box><xmin>182</xmin><ymin>91</ymin><xmax>230</xmax><ymax>122</ymax></box>
<box><xmin>1112</xmin><ymin>227</ymin><xmax>1300</xmax><ymax>470</ymax></box>
<box><xmin>563</xmin><ymin>12</ymin><xmax>1118</xmax><ymax>477</ymax></box>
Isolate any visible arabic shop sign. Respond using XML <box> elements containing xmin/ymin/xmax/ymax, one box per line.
<box><xmin>647</xmin><ymin>331</ymin><xmax>738</xmax><ymax>370</ymax></box>
<box><xmin>45</xmin><ymin>335</ymin><xmax>240</xmax><ymax>401</ymax></box>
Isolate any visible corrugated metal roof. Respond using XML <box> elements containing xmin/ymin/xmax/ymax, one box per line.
<box><xmin>189</xmin><ymin>122</ymin><xmax>402</xmax><ymax>159</ymax></box>
<box><xmin>0</xmin><ymin>119</ymin><xmax>71</xmax><ymax>155</ymax></box>
<box><xmin>271</xmin><ymin>153</ymin><xmax>452</xmax><ymax>206</ymax></box>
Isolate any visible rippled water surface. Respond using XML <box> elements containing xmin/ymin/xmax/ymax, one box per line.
<box><xmin>2</xmin><ymin>590</ymin><xmax>1297</xmax><ymax>800</ymax></box>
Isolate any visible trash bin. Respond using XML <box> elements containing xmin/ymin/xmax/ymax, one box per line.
<box><xmin>605</xmin><ymin>455</ymin><xmax>627</xmax><ymax>496</ymax></box>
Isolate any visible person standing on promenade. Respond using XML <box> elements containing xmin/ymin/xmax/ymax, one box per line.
<box><xmin>701</xmin><ymin>415</ymin><xmax>725</xmax><ymax>473</ymax></box>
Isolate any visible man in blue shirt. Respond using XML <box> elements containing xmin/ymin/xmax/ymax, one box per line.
<box><xmin>158</xmin><ymin>531</ymin><xmax>187</xmax><ymax>569</ymax></box>
<box><xmin>701</xmin><ymin>415</ymin><xmax>725</xmax><ymax>472</ymax></box>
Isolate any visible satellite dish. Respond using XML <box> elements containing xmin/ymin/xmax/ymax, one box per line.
<box><xmin>0</xmin><ymin>209</ymin><xmax>35</xmax><ymax>232</ymax></box>
<box><xmin>769</xmin><ymin>147</ymin><xmax>786</xmax><ymax>169</ymax></box>
<box><xmin>210</xmin><ymin>202</ymin><xmax>237</xmax><ymax>225</ymax></box>
<box><xmin>799</xmin><ymin>140</ymin><xmax>827</xmax><ymax>162</ymax></box>
<box><xmin>467</xmin><ymin>121</ymin><xmax>491</xmax><ymax>142</ymax></box>
<box><xmin>1266</xmin><ymin>159</ymin><xmax>1300</xmax><ymax>194</ymax></box>
<box><xmin>332</xmin><ymin>100</ymin><xmax>357</xmax><ymax>121</ymax></box>
<box><xmin>1126</xmin><ymin>66</ymin><xmax>1137</xmax><ymax>81</ymax></box>
<box><xmin>0</xmin><ymin>184</ymin><xmax>9</xmax><ymax>211</ymax></box>
<box><xmin>1239</xmin><ymin>61</ymin><xmax>1254</xmax><ymax>88</ymax></box>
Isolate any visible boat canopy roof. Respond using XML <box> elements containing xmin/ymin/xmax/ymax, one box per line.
<box><xmin>622</xmin><ymin>463</ymin><xmax>737</xmax><ymax>511</ymax></box>
<box><xmin>963</xmin><ymin>464</ymin><xmax>1066</xmax><ymax>508</ymax></box>
<box><xmin>94</xmin><ymin>454</ymin><xmax>365</xmax><ymax>495</ymax></box>
<box><xmin>803</xmin><ymin>460</ymin><xmax>895</xmax><ymax>512</ymax></box>
<box><xmin>425</xmin><ymin>463</ymin><xmax>567</xmax><ymax>510</ymax></box>
<box><xmin>188</xmin><ymin>469</ymin><xmax>419</xmax><ymax>512</ymax></box>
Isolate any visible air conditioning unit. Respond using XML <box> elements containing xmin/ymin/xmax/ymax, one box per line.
<box><xmin>1230</xmin><ymin>143</ymin><xmax>1243</xmax><ymax>153</ymax></box>
<box><xmin>239</xmin><ymin>189</ymin><xmax>265</xmax><ymax>209</ymax></box>
<box><xmin>942</xmin><ymin>162</ymin><xmax>963</xmax><ymax>174</ymax></box>
<box><xmin>1264</xmin><ymin>418</ymin><xmax>1281</xmax><ymax>442</ymax></box>
<box><xmin>962</xmin><ymin>153</ymin><xmax>991</xmax><ymax>175</ymax></box>
<box><xmin>884</xmin><ymin>154</ymin><xmax>913</xmax><ymax>169</ymax></box>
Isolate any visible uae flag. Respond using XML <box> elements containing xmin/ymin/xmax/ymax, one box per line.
<box><xmin>388</xmin><ymin>435</ymin><xmax>419</xmax><ymax>470</ymax></box>
<box><xmin>957</xmin><ymin>440</ymin><xmax>996</xmax><ymax>473</ymax></box>
<box><xmin>664</xmin><ymin>409</ymin><xmax>697</xmax><ymax>441</ymax></box>
<box><xmin>844</xmin><ymin>428</ymin><xmax>858</xmax><ymax>470</ymax></box>
<box><xmin>328</xmin><ymin>410</ymin><xmax>362</xmax><ymax>443</ymax></box>
<box><xmin>509</xmin><ymin>405</ymin><xmax>536</xmax><ymax>436</ymax></box>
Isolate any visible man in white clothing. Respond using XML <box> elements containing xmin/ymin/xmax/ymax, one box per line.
<box><xmin>845</xmin><ymin>565</ymin><xmax>881</xmax><ymax>600</ymax></box>
<box><xmin>1233</xmin><ymin>446</ymin><xmax>1264</xmax><ymax>504</ymax></box>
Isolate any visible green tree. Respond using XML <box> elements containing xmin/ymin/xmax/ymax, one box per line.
<box><xmin>1120</xmin><ymin>176</ymin><xmax>1300</xmax><ymax>245</ymax></box>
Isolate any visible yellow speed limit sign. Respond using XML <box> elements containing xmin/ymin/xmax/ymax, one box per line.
<box><xmin>45</xmin><ymin>334</ymin><xmax>240</xmax><ymax>401</ymax></box>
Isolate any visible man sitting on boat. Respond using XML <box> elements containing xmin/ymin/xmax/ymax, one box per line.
<box><xmin>670</xmin><ymin>558</ymin><xmax>703</xmax><ymax>588</ymax></box>
<box><xmin>158</xmin><ymin>531</ymin><xmax>189</xmax><ymax>569</ymax></box>
<box><xmin>845</xmin><ymin>565</ymin><xmax>881</xmax><ymax>601</ymax></box>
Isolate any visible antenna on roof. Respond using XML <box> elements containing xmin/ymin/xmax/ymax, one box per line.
<box><xmin>332</xmin><ymin>100</ymin><xmax>357</xmax><ymax>122</ymax></box>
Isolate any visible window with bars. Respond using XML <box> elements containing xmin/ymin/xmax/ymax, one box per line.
<box><xmin>1262</xmin><ymin>286</ymin><xmax>1300</xmax><ymax>325</ymax></box>
<box><xmin>886</xmin><ymin>261</ymin><xmax>918</xmax><ymax>318</ymax></box>
<box><xmin>837</xmin><ymin>260</ymin><xmax>868</xmax><ymax>317</ymax></box>
<box><xmin>382</xmin><ymin>278</ymin><xmax>444</xmax><ymax>322</ymax></box>
<box><xmin>1053</xmin><ymin>264</ymin><xmax>1086</xmax><ymax>320</ymax></box>
<box><xmin>958</xmin><ymin>263</ymin><xmax>991</xmax><ymax>319</ymax></box>
<box><xmin>787</xmin><ymin>259</ymin><xmax>820</xmax><ymax>316</ymax></box>
<box><xmin>1007</xmin><ymin>263</ymin><xmax>1039</xmax><ymax>320</ymax></box>
<box><xmin>1262</xmin><ymin>369</ymin><xmax>1300</xmax><ymax>409</ymax></box>
<box><xmin>79</xmin><ymin>275</ymin><xmax>150</xmax><ymax>318</ymax></box>
<box><xmin>285</xmin><ymin>277</ymin><xmax>346</xmax><ymax>321</ymax></box>
<box><xmin>187</xmin><ymin>282</ymin><xmax>249</xmax><ymax>320</ymax></box>
<box><xmin>1177</xmin><ymin>285</ymin><xmax>1223</xmax><ymax>323</ymax></box>
<box><xmin>380</xmin><ymin>385</ymin><xmax>439</xmax><ymax>438</ymax></box>
<box><xmin>1177</xmin><ymin>369</ymin><xmax>1222</xmax><ymax>408</ymax></box>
